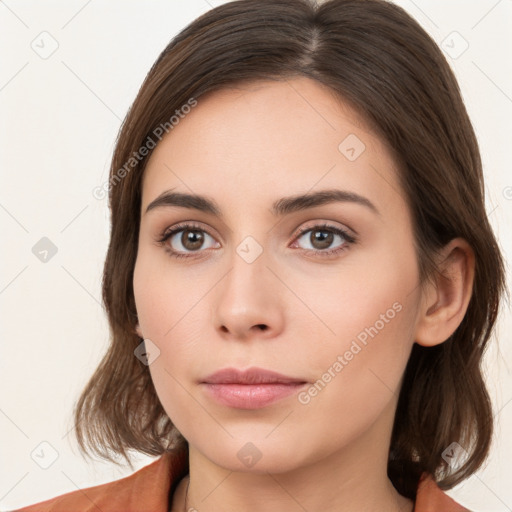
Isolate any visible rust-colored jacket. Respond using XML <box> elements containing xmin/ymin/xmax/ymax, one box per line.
<box><xmin>13</xmin><ymin>447</ymin><xmax>470</xmax><ymax>512</ymax></box>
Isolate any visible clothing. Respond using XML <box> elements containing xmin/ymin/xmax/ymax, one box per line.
<box><xmin>13</xmin><ymin>445</ymin><xmax>470</xmax><ymax>512</ymax></box>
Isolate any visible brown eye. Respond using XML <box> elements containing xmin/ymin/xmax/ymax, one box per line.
<box><xmin>294</xmin><ymin>224</ymin><xmax>356</xmax><ymax>256</ymax></box>
<box><xmin>180</xmin><ymin>229</ymin><xmax>205</xmax><ymax>251</ymax></box>
<box><xmin>169</xmin><ymin>228</ymin><xmax>217</xmax><ymax>253</ymax></box>
<box><xmin>295</xmin><ymin>225</ymin><xmax>350</xmax><ymax>252</ymax></box>
<box><xmin>158</xmin><ymin>223</ymin><xmax>219</xmax><ymax>258</ymax></box>
<box><xmin>308</xmin><ymin>229</ymin><xmax>334</xmax><ymax>250</ymax></box>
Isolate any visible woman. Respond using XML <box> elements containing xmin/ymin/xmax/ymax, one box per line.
<box><xmin>14</xmin><ymin>0</ymin><xmax>506</xmax><ymax>510</ymax></box>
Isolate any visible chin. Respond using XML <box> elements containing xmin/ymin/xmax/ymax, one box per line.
<box><xmin>190</xmin><ymin>434</ymin><xmax>321</xmax><ymax>475</ymax></box>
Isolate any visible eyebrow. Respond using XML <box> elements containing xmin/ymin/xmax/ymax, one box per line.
<box><xmin>144</xmin><ymin>188</ymin><xmax>379</xmax><ymax>217</ymax></box>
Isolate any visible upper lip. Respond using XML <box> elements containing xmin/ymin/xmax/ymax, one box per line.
<box><xmin>201</xmin><ymin>367</ymin><xmax>307</xmax><ymax>385</ymax></box>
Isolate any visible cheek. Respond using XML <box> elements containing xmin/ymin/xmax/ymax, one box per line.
<box><xmin>133</xmin><ymin>246</ymin><xmax>199</xmax><ymax>339</ymax></box>
<box><xmin>133</xmin><ymin>249</ymin><xmax>213</xmax><ymax>396</ymax></box>
<box><xmin>133</xmin><ymin>253</ymin><xmax>207</xmax><ymax>438</ymax></box>
<box><xmin>291</xmin><ymin>291</ymin><xmax>416</xmax><ymax>457</ymax></box>
<box><xmin>288</xmin><ymin>243</ymin><xmax>416</xmax><ymax>351</ymax></box>
<box><xmin>293</xmin><ymin>252</ymin><xmax>418</xmax><ymax>434</ymax></box>
<box><xmin>147</xmin><ymin>360</ymin><xmax>192</xmax><ymax>433</ymax></box>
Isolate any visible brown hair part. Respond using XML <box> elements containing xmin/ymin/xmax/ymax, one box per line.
<box><xmin>73</xmin><ymin>0</ymin><xmax>506</xmax><ymax>499</ymax></box>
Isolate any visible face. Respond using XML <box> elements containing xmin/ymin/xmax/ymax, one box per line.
<box><xmin>133</xmin><ymin>77</ymin><xmax>422</xmax><ymax>473</ymax></box>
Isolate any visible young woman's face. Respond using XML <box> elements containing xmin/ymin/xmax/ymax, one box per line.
<box><xmin>133</xmin><ymin>77</ymin><xmax>423</xmax><ymax>473</ymax></box>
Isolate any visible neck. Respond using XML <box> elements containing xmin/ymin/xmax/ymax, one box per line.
<box><xmin>175</xmin><ymin>403</ymin><xmax>414</xmax><ymax>512</ymax></box>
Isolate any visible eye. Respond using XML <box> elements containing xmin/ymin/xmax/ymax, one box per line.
<box><xmin>156</xmin><ymin>222</ymin><xmax>219</xmax><ymax>259</ymax></box>
<box><xmin>156</xmin><ymin>221</ymin><xmax>356</xmax><ymax>260</ymax></box>
<box><xmin>291</xmin><ymin>223</ymin><xmax>356</xmax><ymax>257</ymax></box>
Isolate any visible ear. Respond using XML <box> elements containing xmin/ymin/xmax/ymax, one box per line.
<box><xmin>414</xmin><ymin>238</ymin><xmax>475</xmax><ymax>347</ymax></box>
<box><xmin>135</xmin><ymin>321</ymin><xmax>144</xmax><ymax>339</ymax></box>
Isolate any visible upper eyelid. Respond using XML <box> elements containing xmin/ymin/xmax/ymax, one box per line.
<box><xmin>294</xmin><ymin>221</ymin><xmax>354</xmax><ymax>236</ymax></box>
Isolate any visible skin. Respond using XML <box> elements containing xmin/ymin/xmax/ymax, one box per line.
<box><xmin>133</xmin><ymin>77</ymin><xmax>475</xmax><ymax>512</ymax></box>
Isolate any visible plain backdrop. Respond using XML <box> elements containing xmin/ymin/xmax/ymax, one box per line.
<box><xmin>0</xmin><ymin>1</ymin><xmax>511</xmax><ymax>510</ymax></box>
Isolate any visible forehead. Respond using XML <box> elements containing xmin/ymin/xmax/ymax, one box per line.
<box><xmin>140</xmin><ymin>77</ymin><xmax>406</xmax><ymax>219</ymax></box>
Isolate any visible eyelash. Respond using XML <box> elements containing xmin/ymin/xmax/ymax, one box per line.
<box><xmin>155</xmin><ymin>222</ymin><xmax>357</xmax><ymax>260</ymax></box>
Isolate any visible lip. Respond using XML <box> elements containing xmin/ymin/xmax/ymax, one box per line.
<box><xmin>200</xmin><ymin>367</ymin><xmax>308</xmax><ymax>409</ymax></box>
<box><xmin>202</xmin><ymin>367</ymin><xmax>307</xmax><ymax>385</ymax></box>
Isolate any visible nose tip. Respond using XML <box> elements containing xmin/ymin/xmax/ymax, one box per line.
<box><xmin>212</xmin><ymin>245</ymin><xmax>286</xmax><ymax>340</ymax></box>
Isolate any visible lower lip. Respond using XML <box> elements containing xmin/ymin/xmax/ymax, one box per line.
<box><xmin>202</xmin><ymin>382</ymin><xmax>307</xmax><ymax>409</ymax></box>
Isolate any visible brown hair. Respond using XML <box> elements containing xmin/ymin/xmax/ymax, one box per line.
<box><xmin>74</xmin><ymin>0</ymin><xmax>506</xmax><ymax>499</ymax></box>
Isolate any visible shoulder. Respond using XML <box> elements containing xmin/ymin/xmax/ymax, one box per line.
<box><xmin>415</xmin><ymin>473</ymin><xmax>472</xmax><ymax>512</ymax></box>
<box><xmin>11</xmin><ymin>450</ymin><xmax>188</xmax><ymax>512</ymax></box>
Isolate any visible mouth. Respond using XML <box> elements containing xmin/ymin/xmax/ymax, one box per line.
<box><xmin>201</xmin><ymin>366</ymin><xmax>308</xmax><ymax>385</ymax></box>
<box><xmin>200</xmin><ymin>367</ymin><xmax>308</xmax><ymax>409</ymax></box>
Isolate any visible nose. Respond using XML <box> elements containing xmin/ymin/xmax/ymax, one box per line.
<box><xmin>212</xmin><ymin>245</ymin><xmax>285</xmax><ymax>341</ymax></box>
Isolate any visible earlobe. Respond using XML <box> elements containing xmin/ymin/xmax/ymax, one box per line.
<box><xmin>135</xmin><ymin>322</ymin><xmax>144</xmax><ymax>339</ymax></box>
<box><xmin>414</xmin><ymin>238</ymin><xmax>475</xmax><ymax>348</ymax></box>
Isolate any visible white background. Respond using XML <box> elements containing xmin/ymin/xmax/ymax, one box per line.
<box><xmin>0</xmin><ymin>1</ymin><xmax>511</xmax><ymax>510</ymax></box>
